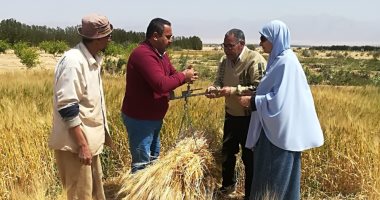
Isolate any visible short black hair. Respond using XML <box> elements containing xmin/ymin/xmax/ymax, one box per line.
<box><xmin>146</xmin><ymin>18</ymin><xmax>171</xmax><ymax>39</ymax></box>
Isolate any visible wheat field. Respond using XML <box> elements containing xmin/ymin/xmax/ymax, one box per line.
<box><xmin>0</xmin><ymin>70</ymin><xmax>379</xmax><ymax>199</ymax></box>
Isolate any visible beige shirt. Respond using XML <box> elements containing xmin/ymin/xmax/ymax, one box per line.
<box><xmin>214</xmin><ymin>46</ymin><xmax>267</xmax><ymax>116</ymax></box>
<box><xmin>49</xmin><ymin>42</ymin><xmax>110</xmax><ymax>155</ymax></box>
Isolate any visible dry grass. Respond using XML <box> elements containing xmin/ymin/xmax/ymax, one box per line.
<box><xmin>118</xmin><ymin>133</ymin><xmax>217</xmax><ymax>200</ymax></box>
<box><xmin>9</xmin><ymin>181</ymin><xmax>66</xmax><ymax>200</ymax></box>
<box><xmin>0</xmin><ymin>56</ymin><xmax>379</xmax><ymax>199</ymax></box>
<box><xmin>302</xmin><ymin>85</ymin><xmax>380</xmax><ymax>199</ymax></box>
<box><xmin>0</xmin><ymin>70</ymin><xmax>59</xmax><ymax>199</ymax></box>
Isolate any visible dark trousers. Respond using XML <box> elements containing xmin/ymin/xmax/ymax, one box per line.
<box><xmin>222</xmin><ymin>113</ymin><xmax>253</xmax><ymax>198</ymax></box>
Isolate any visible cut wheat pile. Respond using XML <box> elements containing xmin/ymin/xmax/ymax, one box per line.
<box><xmin>118</xmin><ymin>134</ymin><xmax>218</xmax><ymax>200</ymax></box>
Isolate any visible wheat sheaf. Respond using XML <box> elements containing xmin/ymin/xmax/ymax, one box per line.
<box><xmin>118</xmin><ymin>132</ymin><xmax>218</xmax><ymax>200</ymax></box>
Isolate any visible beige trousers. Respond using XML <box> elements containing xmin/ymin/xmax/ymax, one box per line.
<box><xmin>55</xmin><ymin>150</ymin><xmax>106</xmax><ymax>200</ymax></box>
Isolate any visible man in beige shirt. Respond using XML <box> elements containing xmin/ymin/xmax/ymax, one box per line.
<box><xmin>49</xmin><ymin>13</ymin><xmax>113</xmax><ymax>200</ymax></box>
<box><xmin>205</xmin><ymin>29</ymin><xmax>266</xmax><ymax>200</ymax></box>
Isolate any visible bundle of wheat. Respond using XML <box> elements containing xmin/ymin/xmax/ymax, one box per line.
<box><xmin>118</xmin><ymin>134</ymin><xmax>217</xmax><ymax>200</ymax></box>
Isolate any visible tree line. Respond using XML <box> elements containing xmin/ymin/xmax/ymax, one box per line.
<box><xmin>311</xmin><ymin>45</ymin><xmax>380</xmax><ymax>51</ymax></box>
<box><xmin>0</xmin><ymin>18</ymin><xmax>202</xmax><ymax>50</ymax></box>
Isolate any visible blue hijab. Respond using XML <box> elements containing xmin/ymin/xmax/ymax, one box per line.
<box><xmin>246</xmin><ymin>20</ymin><xmax>324</xmax><ymax>151</ymax></box>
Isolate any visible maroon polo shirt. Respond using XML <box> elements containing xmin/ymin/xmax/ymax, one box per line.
<box><xmin>121</xmin><ymin>41</ymin><xmax>186</xmax><ymax>120</ymax></box>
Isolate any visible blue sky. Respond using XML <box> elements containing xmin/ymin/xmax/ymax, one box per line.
<box><xmin>1</xmin><ymin>0</ymin><xmax>379</xmax><ymax>45</ymax></box>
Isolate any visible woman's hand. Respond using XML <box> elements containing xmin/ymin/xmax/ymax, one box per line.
<box><xmin>238</xmin><ymin>96</ymin><xmax>251</xmax><ymax>108</ymax></box>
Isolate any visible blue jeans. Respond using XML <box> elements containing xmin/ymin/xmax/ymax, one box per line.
<box><xmin>250</xmin><ymin>130</ymin><xmax>301</xmax><ymax>200</ymax></box>
<box><xmin>121</xmin><ymin>113</ymin><xmax>163</xmax><ymax>173</ymax></box>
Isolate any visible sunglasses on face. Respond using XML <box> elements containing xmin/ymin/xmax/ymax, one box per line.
<box><xmin>164</xmin><ymin>35</ymin><xmax>173</xmax><ymax>41</ymax></box>
<box><xmin>260</xmin><ymin>35</ymin><xmax>267</xmax><ymax>43</ymax></box>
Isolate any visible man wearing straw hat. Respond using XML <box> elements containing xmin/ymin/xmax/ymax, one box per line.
<box><xmin>49</xmin><ymin>13</ymin><xmax>113</xmax><ymax>199</ymax></box>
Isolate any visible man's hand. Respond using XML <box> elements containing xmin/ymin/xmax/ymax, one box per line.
<box><xmin>78</xmin><ymin>144</ymin><xmax>93</xmax><ymax>165</ymax></box>
<box><xmin>205</xmin><ymin>86</ymin><xmax>220</xmax><ymax>98</ymax></box>
<box><xmin>220</xmin><ymin>86</ymin><xmax>232</xmax><ymax>97</ymax></box>
<box><xmin>69</xmin><ymin>125</ymin><xmax>93</xmax><ymax>165</ymax></box>
<box><xmin>182</xmin><ymin>65</ymin><xmax>198</xmax><ymax>83</ymax></box>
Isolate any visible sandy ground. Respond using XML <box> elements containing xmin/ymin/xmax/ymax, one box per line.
<box><xmin>292</xmin><ymin>48</ymin><xmax>375</xmax><ymax>60</ymax></box>
<box><xmin>0</xmin><ymin>50</ymin><xmax>59</xmax><ymax>72</ymax></box>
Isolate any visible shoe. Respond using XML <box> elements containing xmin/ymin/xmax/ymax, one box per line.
<box><xmin>218</xmin><ymin>184</ymin><xmax>236</xmax><ymax>195</ymax></box>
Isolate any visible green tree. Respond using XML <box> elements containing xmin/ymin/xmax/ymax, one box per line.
<box><xmin>0</xmin><ymin>18</ymin><xmax>203</xmax><ymax>50</ymax></box>
<box><xmin>172</xmin><ymin>36</ymin><xmax>202</xmax><ymax>50</ymax></box>
<box><xmin>13</xmin><ymin>42</ymin><xmax>39</xmax><ymax>68</ymax></box>
<box><xmin>39</xmin><ymin>40</ymin><xmax>69</xmax><ymax>55</ymax></box>
<box><xmin>0</xmin><ymin>40</ymin><xmax>10</xmax><ymax>53</ymax></box>
<box><xmin>13</xmin><ymin>42</ymin><xmax>29</xmax><ymax>57</ymax></box>
<box><xmin>104</xmin><ymin>41</ymin><xmax>126</xmax><ymax>57</ymax></box>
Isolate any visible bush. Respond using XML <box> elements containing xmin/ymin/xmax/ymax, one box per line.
<box><xmin>18</xmin><ymin>47</ymin><xmax>40</xmax><ymax>68</ymax></box>
<box><xmin>333</xmin><ymin>52</ymin><xmax>345</xmax><ymax>59</ymax></box>
<box><xmin>13</xmin><ymin>42</ymin><xmax>40</xmax><ymax>68</ymax></box>
<box><xmin>372</xmin><ymin>74</ymin><xmax>380</xmax><ymax>86</ymax></box>
<box><xmin>302</xmin><ymin>49</ymin><xmax>316</xmax><ymax>57</ymax></box>
<box><xmin>103</xmin><ymin>42</ymin><xmax>137</xmax><ymax>74</ymax></box>
<box><xmin>319</xmin><ymin>65</ymin><xmax>333</xmax><ymax>81</ymax></box>
<box><xmin>177</xmin><ymin>53</ymin><xmax>189</xmax><ymax>71</ymax></box>
<box><xmin>103</xmin><ymin>57</ymin><xmax>127</xmax><ymax>75</ymax></box>
<box><xmin>0</xmin><ymin>40</ymin><xmax>10</xmax><ymax>53</ymax></box>
<box><xmin>373</xmin><ymin>51</ymin><xmax>380</xmax><ymax>60</ymax></box>
<box><xmin>328</xmin><ymin>69</ymin><xmax>372</xmax><ymax>86</ymax></box>
<box><xmin>122</xmin><ymin>43</ymin><xmax>138</xmax><ymax>65</ymax></box>
<box><xmin>304</xmin><ymin>67</ymin><xmax>322</xmax><ymax>85</ymax></box>
<box><xmin>116</xmin><ymin>59</ymin><xmax>127</xmax><ymax>73</ymax></box>
<box><xmin>103</xmin><ymin>58</ymin><xmax>117</xmax><ymax>74</ymax></box>
<box><xmin>104</xmin><ymin>41</ymin><xmax>127</xmax><ymax>57</ymax></box>
<box><xmin>39</xmin><ymin>40</ymin><xmax>69</xmax><ymax>55</ymax></box>
<box><xmin>197</xmin><ymin>65</ymin><xmax>215</xmax><ymax>80</ymax></box>
<box><xmin>13</xmin><ymin>42</ymin><xmax>29</xmax><ymax>57</ymax></box>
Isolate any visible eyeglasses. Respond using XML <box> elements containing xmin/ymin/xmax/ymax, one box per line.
<box><xmin>260</xmin><ymin>35</ymin><xmax>267</xmax><ymax>43</ymax></box>
<box><xmin>221</xmin><ymin>41</ymin><xmax>240</xmax><ymax>49</ymax></box>
<box><xmin>164</xmin><ymin>35</ymin><xmax>174</xmax><ymax>41</ymax></box>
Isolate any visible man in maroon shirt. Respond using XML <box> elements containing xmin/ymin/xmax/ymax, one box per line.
<box><xmin>121</xmin><ymin>18</ymin><xmax>198</xmax><ymax>173</ymax></box>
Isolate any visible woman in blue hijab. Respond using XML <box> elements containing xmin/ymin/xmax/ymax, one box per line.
<box><xmin>240</xmin><ymin>20</ymin><xmax>324</xmax><ymax>199</ymax></box>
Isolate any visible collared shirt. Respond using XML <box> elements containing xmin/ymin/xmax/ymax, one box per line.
<box><xmin>49</xmin><ymin>42</ymin><xmax>110</xmax><ymax>155</ymax></box>
<box><xmin>214</xmin><ymin>46</ymin><xmax>267</xmax><ymax>116</ymax></box>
